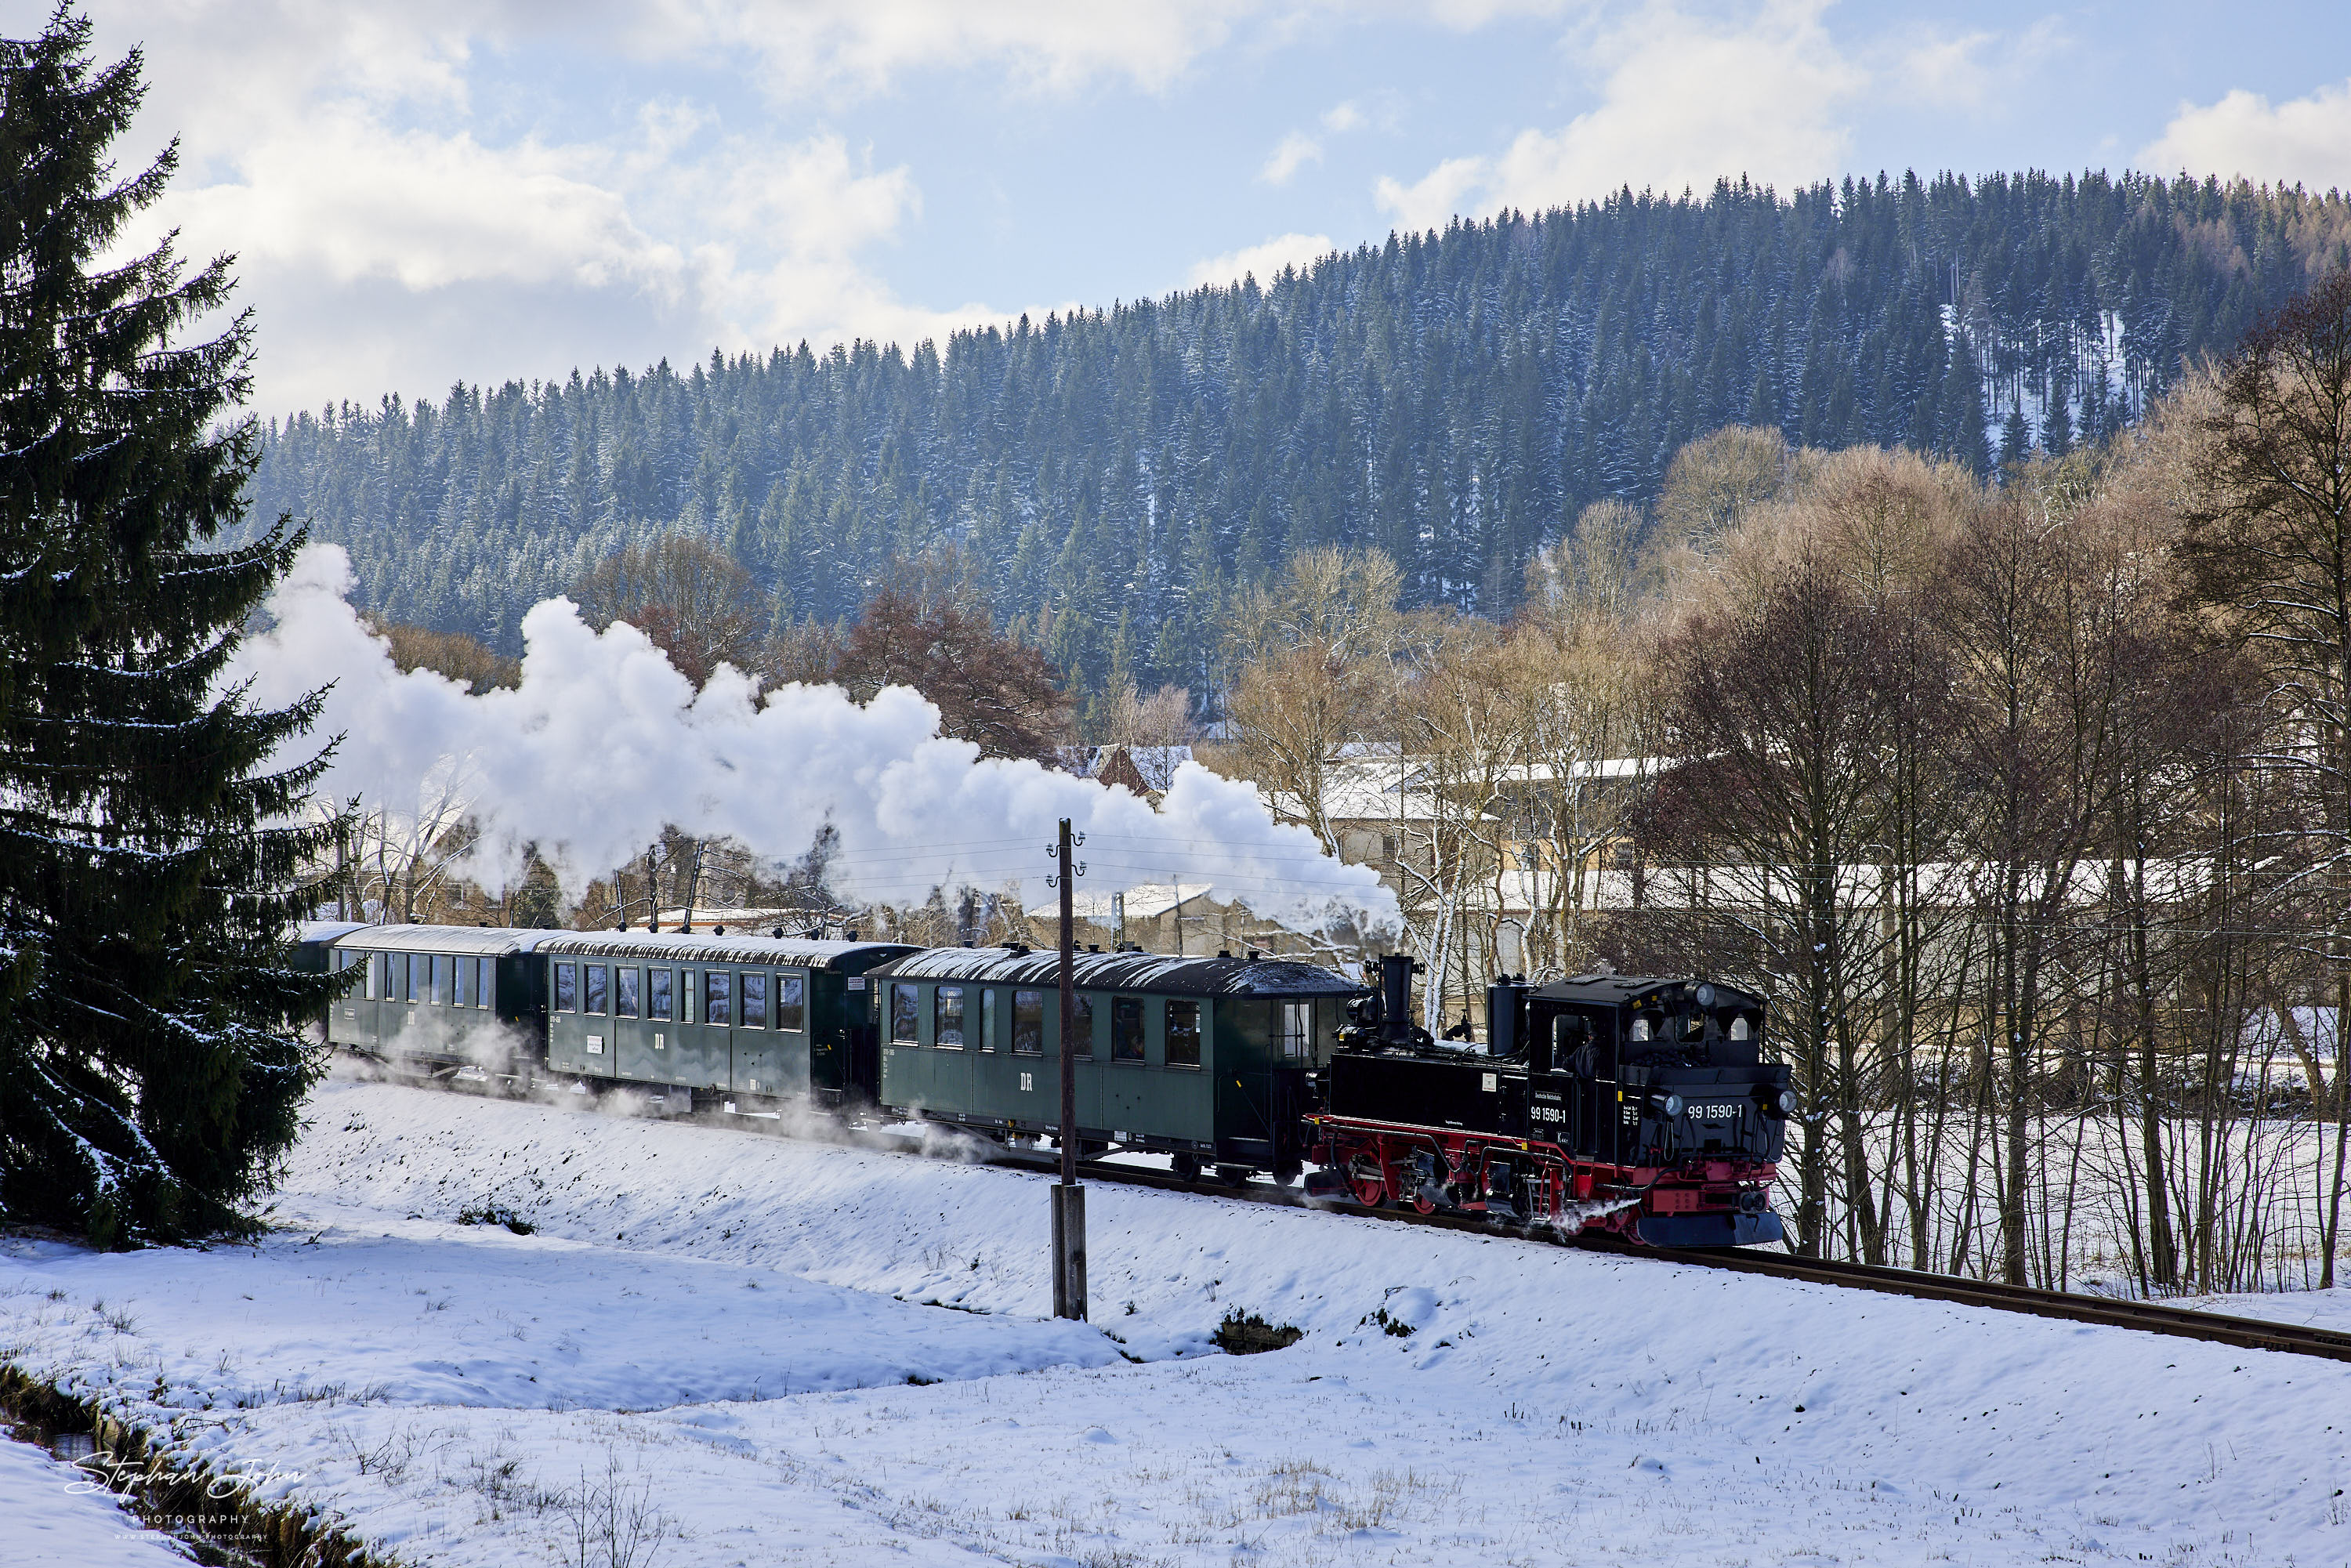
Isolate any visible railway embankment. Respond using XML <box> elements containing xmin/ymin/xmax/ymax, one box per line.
<box><xmin>1</xmin><ymin>1073</ymin><xmax>2344</xmax><ymax>1566</ymax></box>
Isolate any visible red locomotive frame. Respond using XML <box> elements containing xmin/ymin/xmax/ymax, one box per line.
<box><xmin>1306</xmin><ymin>1111</ymin><xmax>1778</xmax><ymax>1240</ymax></box>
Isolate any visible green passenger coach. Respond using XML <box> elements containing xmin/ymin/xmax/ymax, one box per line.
<box><xmin>321</xmin><ymin>924</ymin><xmax>560</xmax><ymax>1088</ymax></box>
<box><xmin>864</xmin><ymin>947</ymin><xmax>1363</xmax><ymax>1181</ymax></box>
<box><xmin>533</xmin><ymin>932</ymin><xmax>917</xmax><ymax>1105</ymax></box>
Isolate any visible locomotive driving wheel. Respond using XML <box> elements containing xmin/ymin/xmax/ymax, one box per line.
<box><xmin>1347</xmin><ymin>1152</ymin><xmax>1390</xmax><ymax>1208</ymax></box>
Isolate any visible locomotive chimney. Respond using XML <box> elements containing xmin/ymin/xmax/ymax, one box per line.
<box><xmin>1377</xmin><ymin>953</ymin><xmax>1420</xmax><ymax>1049</ymax></box>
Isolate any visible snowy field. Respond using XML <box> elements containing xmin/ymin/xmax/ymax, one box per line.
<box><xmin>3</xmin><ymin>1074</ymin><xmax>2349</xmax><ymax>1567</ymax></box>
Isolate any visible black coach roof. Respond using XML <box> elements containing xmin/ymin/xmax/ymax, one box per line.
<box><xmin>1534</xmin><ymin>973</ymin><xmax>1766</xmax><ymax>1009</ymax></box>
<box><xmin>871</xmin><ymin>946</ymin><xmax>1366</xmax><ymax>998</ymax></box>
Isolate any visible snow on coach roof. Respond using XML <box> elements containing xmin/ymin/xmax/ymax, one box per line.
<box><xmin>320</xmin><ymin>923</ymin><xmax>566</xmax><ymax>957</ymax></box>
<box><xmin>534</xmin><ymin>930</ymin><xmax>919</xmax><ymax>969</ymax></box>
<box><xmin>872</xmin><ymin>946</ymin><xmax>1365</xmax><ymax>998</ymax></box>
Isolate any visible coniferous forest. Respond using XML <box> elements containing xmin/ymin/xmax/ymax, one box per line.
<box><xmin>248</xmin><ymin>172</ymin><xmax>2351</xmax><ymax>705</ymax></box>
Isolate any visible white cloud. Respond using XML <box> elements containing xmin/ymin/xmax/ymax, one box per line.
<box><xmin>1373</xmin><ymin>158</ymin><xmax>1489</xmax><ymax>232</ymax></box>
<box><xmin>1186</xmin><ymin>232</ymin><xmax>1335</xmax><ymax>288</ymax></box>
<box><xmin>643</xmin><ymin>0</ymin><xmax>1281</xmax><ymax>96</ymax></box>
<box><xmin>1322</xmin><ymin>100</ymin><xmax>1366</xmax><ymax>132</ymax></box>
<box><xmin>1261</xmin><ymin>130</ymin><xmax>1324</xmax><ymax>184</ymax></box>
<box><xmin>2139</xmin><ymin>78</ymin><xmax>2351</xmax><ymax>189</ymax></box>
<box><xmin>1375</xmin><ymin>0</ymin><xmax>1866</xmax><ymax>230</ymax></box>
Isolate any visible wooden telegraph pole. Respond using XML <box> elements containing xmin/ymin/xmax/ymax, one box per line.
<box><xmin>1049</xmin><ymin>818</ymin><xmax>1087</xmax><ymax>1319</ymax></box>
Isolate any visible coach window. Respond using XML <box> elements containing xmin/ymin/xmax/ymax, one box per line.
<box><xmin>649</xmin><ymin>969</ymin><xmax>673</xmax><ymax>1021</ymax></box>
<box><xmin>453</xmin><ymin>955</ymin><xmax>472</xmax><ymax>1008</ymax></box>
<box><xmin>681</xmin><ymin>971</ymin><xmax>697</xmax><ymax>1023</ymax></box>
<box><xmin>403</xmin><ymin>954</ymin><xmax>419</xmax><ymax>1004</ymax></box>
<box><xmin>1166</xmin><ymin>1000</ymin><xmax>1202</xmax><ymax>1068</ymax></box>
<box><xmin>1012</xmin><ymin>989</ymin><xmax>1044</xmax><ymax>1054</ymax></box>
<box><xmin>554</xmin><ymin>962</ymin><xmax>578</xmax><ymax>1012</ymax></box>
<box><xmin>1071</xmin><ymin>993</ymin><xmax>1095</xmax><ymax>1059</ymax></box>
<box><xmin>477</xmin><ymin>958</ymin><xmax>494</xmax><ymax>1010</ymax></box>
<box><xmin>889</xmin><ymin>982</ymin><xmax>921</xmax><ymax>1044</ymax></box>
<box><xmin>776</xmin><ymin>972</ymin><xmax>805</xmax><ymax>1032</ymax></box>
<box><xmin>936</xmin><ymin>985</ymin><xmax>966</xmax><ymax>1048</ymax></box>
<box><xmin>581</xmin><ymin>963</ymin><xmax>606</xmax><ymax>1014</ymax></box>
<box><xmin>741</xmin><ymin>972</ymin><xmax>767</xmax><ymax>1029</ymax></box>
<box><xmin>615</xmin><ymin>967</ymin><xmax>639</xmax><ymax>1018</ymax></box>
<box><xmin>1280</xmin><ymin>1001</ymin><xmax>1310</xmax><ymax>1059</ymax></box>
<box><xmin>705</xmin><ymin>970</ymin><xmax>733</xmax><ymax>1027</ymax></box>
<box><xmin>363</xmin><ymin>953</ymin><xmax>379</xmax><ymax>1000</ymax></box>
<box><xmin>1112</xmin><ymin>997</ymin><xmax>1145</xmax><ymax>1063</ymax></box>
<box><xmin>979</xmin><ymin>988</ymin><xmax>998</xmax><ymax>1052</ymax></box>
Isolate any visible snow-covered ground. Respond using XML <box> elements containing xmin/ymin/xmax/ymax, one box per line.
<box><xmin>0</xmin><ymin>1435</ymin><xmax>197</xmax><ymax>1566</ymax></box>
<box><xmin>5</xmin><ymin>1074</ymin><xmax>2348</xmax><ymax>1567</ymax></box>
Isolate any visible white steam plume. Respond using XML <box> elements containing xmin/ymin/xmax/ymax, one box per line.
<box><xmin>234</xmin><ymin>545</ymin><xmax>1399</xmax><ymax>937</ymax></box>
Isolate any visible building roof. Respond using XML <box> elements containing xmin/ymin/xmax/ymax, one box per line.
<box><xmin>1058</xmin><ymin>744</ymin><xmax>1194</xmax><ymax>792</ymax></box>
<box><xmin>870</xmin><ymin>945</ymin><xmax>1365</xmax><ymax>998</ymax></box>
<box><xmin>1023</xmin><ymin>881</ymin><xmax>1213</xmax><ymax>922</ymax></box>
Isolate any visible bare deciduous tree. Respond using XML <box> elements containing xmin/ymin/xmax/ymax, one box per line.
<box><xmin>571</xmin><ymin>535</ymin><xmax>768</xmax><ymax>688</ymax></box>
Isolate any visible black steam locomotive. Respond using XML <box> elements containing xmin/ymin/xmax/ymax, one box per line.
<box><xmin>1306</xmin><ymin>956</ymin><xmax>1791</xmax><ymax>1246</ymax></box>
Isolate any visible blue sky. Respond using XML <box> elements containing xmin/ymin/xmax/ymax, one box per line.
<box><xmin>45</xmin><ymin>0</ymin><xmax>2351</xmax><ymax>415</ymax></box>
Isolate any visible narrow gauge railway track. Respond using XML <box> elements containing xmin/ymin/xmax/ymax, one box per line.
<box><xmin>1038</xmin><ymin>1146</ymin><xmax>2351</xmax><ymax>1364</ymax></box>
<box><xmin>386</xmin><ymin>1067</ymin><xmax>2351</xmax><ymax>1367</ymax></box>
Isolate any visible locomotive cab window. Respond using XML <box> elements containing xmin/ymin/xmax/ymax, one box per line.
<box><xmin>1166</xmin><ymin>1000</ymin><xmax>1201</xmax><ymax>1068</ymax></box>
<box><xmin>889</xmin><ymin>982</ymin><xmax>921</xmax><ymax>1044</ymax></box>
<box><xmin>741</xmin><ymin>972</ymin><xmax>767</xmax><ymax>1028</ymax></box>
<box><xmin>649</xmin><ymin>969</ymin><xmax>673</xmax><ymax>1020</ymax></box>
<box><xmin>1112</xmin><ymin>997</ymin><xmax>1145</xmax><ymax>1063</ymax></box>
<box><xmin>585</xmin><ymin>963</ymin><xmax>609</xmax><ymax>1015</ymax></box>
<box><xmin>777</xmin><ymin>972</ymin><xmax>804</xmax><ymax>1031</ymax></box>
<box><xmin>1730</xmin><ymin>1013</ymin><xmax>1750</xmax><ymax>1040</ymax></box>
<box><xmin>936</xmin><ymin>985</ymin><xmax>966</xmax><ymax>1048</ymax></box>
<box><xmin>615</xmin><ymin>967</ymin><xmax>639</xmax><ymax>1017</ymax></box>
<box><xmin>705</xmin><ymin>971</ymin><xmax>733</xmax><ymax>1027</ymax></box>
<box><xmin>1012</xmin><ymin>989</ymin><xmax>1044</xmax><ymax>1054</ymax></box>
<box><xmin>554</xmin><ymin>962</ymin><xmax>578</xmax><ymax>1012</ymax></box>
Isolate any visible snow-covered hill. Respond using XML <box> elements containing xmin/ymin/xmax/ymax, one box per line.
<box><xmin>4</xmin><ymin>1074</ymin><xmax>2346</xmax><ymax>1566</ymax></box>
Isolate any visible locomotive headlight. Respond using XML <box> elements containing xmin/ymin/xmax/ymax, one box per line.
<box><xmin>1776</xmin><ymin>1088</ymin><xmax>1799</xmax><ymax>1116</ymax></box>
<box><xmin>1659</xmin><ymin>1093</ymin><xmax>1684</xmax><ymax>1119</ymax></box>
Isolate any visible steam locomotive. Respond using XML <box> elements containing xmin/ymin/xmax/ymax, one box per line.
<box><xmin>299</xmin><ymin>924</ymin><xmax>1788</xmax><ymax>1246</ymax></box>
<box><xmin>1305</xmin><ymin>956</ymin><xmax>1791</xmax><ymax>1246</ymax></box>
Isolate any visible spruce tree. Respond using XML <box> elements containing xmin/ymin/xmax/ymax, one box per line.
<box><xmin>0</xmin><ymin>11</ymin><xmax>342</xmax><ymax>1246</ymax></box>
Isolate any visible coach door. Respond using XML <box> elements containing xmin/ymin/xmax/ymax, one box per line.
<box><xmin>695</xmin><ymin>968</ymin><xmax>735</xmax><ymax>1091</ymax></box>
<box><xmin>843</xmin><ymin>975</ymin><xmax>880</xmax><ymax>1102</ymax></box>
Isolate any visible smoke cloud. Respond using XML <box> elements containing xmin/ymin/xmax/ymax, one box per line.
<box><xmin>232</xmin><ymin>545</ymin><xmax>1398</xmax><ymax>936</ymax></box>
